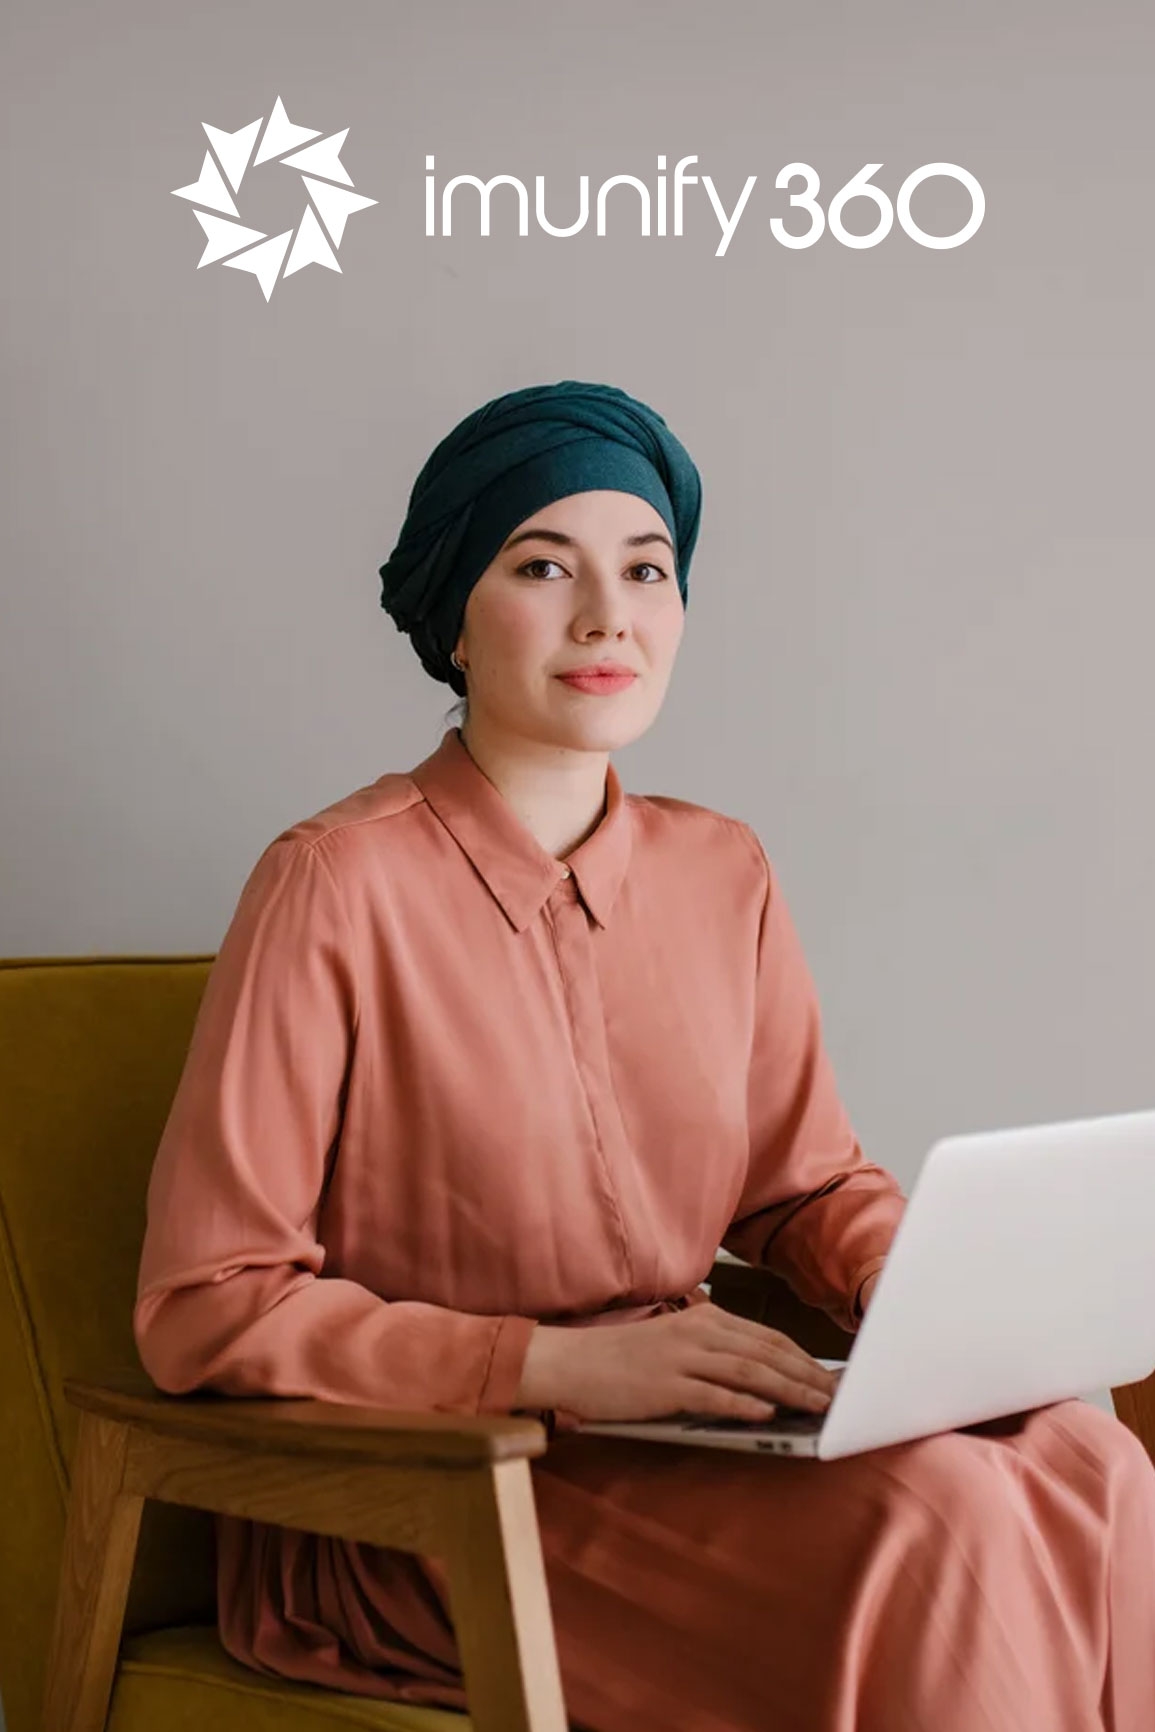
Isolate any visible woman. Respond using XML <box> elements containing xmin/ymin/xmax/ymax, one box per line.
<box><xmin>134</xmin><ymin>380</ymin><xmax>1155</xmax><ymax>1732</ymax></box>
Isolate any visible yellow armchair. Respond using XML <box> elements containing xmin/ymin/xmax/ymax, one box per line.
<box><xmin>3</xmin><ymin>956</ymin><xmax>1153</xmax><ymax>1732</ymax></box>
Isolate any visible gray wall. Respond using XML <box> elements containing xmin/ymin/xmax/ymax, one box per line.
<box><xmin>2</xmin><ymin>1</ymin><xmax>1151</xmax><ymax>1712</ymax></box>
<box><xmin>5</xmin><ymin>0</ymin><xmax>1151</xmax><ymax>1185</ymax></box>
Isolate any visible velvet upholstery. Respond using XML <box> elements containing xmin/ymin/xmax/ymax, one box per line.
<box><xmin>0</xmin><ymin>956</ymin><xmax>473</xmax><ymax>1732</ymax></box>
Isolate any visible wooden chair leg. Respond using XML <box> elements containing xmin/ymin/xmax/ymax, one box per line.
<box><xmin>42</xmin><ymin>1412</ymin><xmax>143</xmax><ymax>1732</ymax></box>
<box><xmin>1111</xmin><ymin>1368</ymin><xmax>1155</xmax><ymax>1467</ymax></box>
<box><xmin>439</xmin><ymin>1457</ymin><xmax>568</xmax><ymax>1732</ymax></box>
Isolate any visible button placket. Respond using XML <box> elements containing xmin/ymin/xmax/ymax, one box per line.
<box><xmin>545</xmin><ymin>884</ymin><xmax>634</xmax><ymax>1285</ymax></box>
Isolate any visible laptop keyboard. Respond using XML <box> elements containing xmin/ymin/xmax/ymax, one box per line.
<box><xmin>673</xmin><ymin>1409</ymin><xmax>826</xmax><ymax>1436</ymax></box>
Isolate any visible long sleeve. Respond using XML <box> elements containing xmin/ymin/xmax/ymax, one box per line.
<box><xmin>720</xmin><ymin>827</ymin><xmax>906</xmax><ymax>1333</ymax></box>
<box><xmin>133</xmin><ymin>834</ymin><xmax>535</xmax><ymax>1412</ymax></box>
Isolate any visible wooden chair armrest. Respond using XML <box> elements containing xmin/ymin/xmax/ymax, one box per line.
<box><xmin>63</xmin><ymin>1365</ymin><xmax>547</xmax><ymax>1468</ymax></box>
<box><xmin>46</xmin><ymin>1369</ymin><xmax>564</xmax><ymax>1732</ymax></box>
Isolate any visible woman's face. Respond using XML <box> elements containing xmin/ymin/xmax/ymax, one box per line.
<box><xmin>452</xmin><ymin>490</ymin><xmax>685</xmax><ymax>753</ymax></box>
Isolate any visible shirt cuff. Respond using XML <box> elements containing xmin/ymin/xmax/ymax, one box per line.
<box><xmin>848</xmin><ymin>1256</ymin><xmax>889</xmax><ymax>1325</ymax></box>
<box><xmin>477</xmin><ymin>1313</ymin><xmax>539</xmax><ymax>1414</ymax></box>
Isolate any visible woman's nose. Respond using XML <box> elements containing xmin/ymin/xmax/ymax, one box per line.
<box><xmin>573</xmin><ymin>576</ymin><xmax>631</xmax><ymax>634</ymax></box>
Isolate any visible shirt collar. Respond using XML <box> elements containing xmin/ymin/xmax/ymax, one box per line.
<box><xmin>407</xmin><ymin>727</ymin><xmax>632</xmax><ymax>933</ymax></box>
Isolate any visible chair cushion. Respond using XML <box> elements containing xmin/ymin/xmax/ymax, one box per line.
<box><xmin>110</xmin><ymin>1625</ymin><xmax>470</xmax><ymax>1732</ymax></box>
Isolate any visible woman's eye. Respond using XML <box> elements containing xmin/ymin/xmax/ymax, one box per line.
<box><xmin>519</xmin><ymin>559</ymin><xmax>668</xmax><ymax>582</ymax></box>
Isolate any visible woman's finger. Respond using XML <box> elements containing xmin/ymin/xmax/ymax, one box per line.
<box><xmin>705</xmin><ymin>1311</ymin><xmax>838</xmax><ymax>1393</ymax></box>
<box><xmin>696</xmin><ymin>1349</ymin><xmax>834</xmax><ymax>1413</ymax></box>
<box><xmin>675</xmin><ymin>1379</ymin><xmax>778</xmax><ymax>1421</ymax></box>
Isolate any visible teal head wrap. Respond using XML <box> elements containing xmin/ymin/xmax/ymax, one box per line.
<box><xmin>377</xmin><ymin>380</ymin><xmax>703</xmax><ymax>696</ymax></box>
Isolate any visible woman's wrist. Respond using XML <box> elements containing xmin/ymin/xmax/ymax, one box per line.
<box><xmin>513</xmin><ymin>1323</ymin><xmax>570</xmax><ymax>1409</ymax></box>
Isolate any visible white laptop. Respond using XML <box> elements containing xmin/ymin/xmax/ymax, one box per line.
<box><xmin>581</xmin><ymin>1108</ymin><xmax>1155</xmax><ymax>1460</ymax></box>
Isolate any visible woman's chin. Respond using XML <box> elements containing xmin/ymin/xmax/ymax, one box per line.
<box><xmin>548</xmin><ymin>703</ymin><xmax>653</xmax><ymax>755</ymax></box>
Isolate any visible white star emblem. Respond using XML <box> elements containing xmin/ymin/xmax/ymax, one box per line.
<box><xmin>172</xmin><ymin>95</ymin><xmax>378</xmax><ymax>301</ymax></box>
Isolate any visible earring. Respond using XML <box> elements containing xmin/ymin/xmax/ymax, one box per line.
<box><xmin>451</xmin><ymin>652</ymin><xmax>466</xmax><ymax>672</ymax></box>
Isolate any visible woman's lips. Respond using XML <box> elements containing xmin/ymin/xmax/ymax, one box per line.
<box><xmin>557</xmin><ymin>671</ymin><xmax>638</xmax><ymax>694</ymax></box>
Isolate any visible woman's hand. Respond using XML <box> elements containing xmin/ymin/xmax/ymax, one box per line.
<box><xmin>514</xmin><ymin>1302</ymin><xmax>838</xmax><ymax>1423</ymax></box>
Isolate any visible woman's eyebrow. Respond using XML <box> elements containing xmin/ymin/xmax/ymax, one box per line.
<box><xmin>501</xmin><ymin>527</ymin><xmax>675</xmax><ymax>554</ymax></box>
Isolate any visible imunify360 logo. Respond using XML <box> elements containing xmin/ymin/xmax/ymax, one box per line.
<box><xmin>424</xmin><ymin>155</ymin><xmax>985</xmax><ymax>257</ymax></box>
<box><xmin>173</xmin><ymin>97</ymin><xmax>985</xmax><ymax>300</ymax></box>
